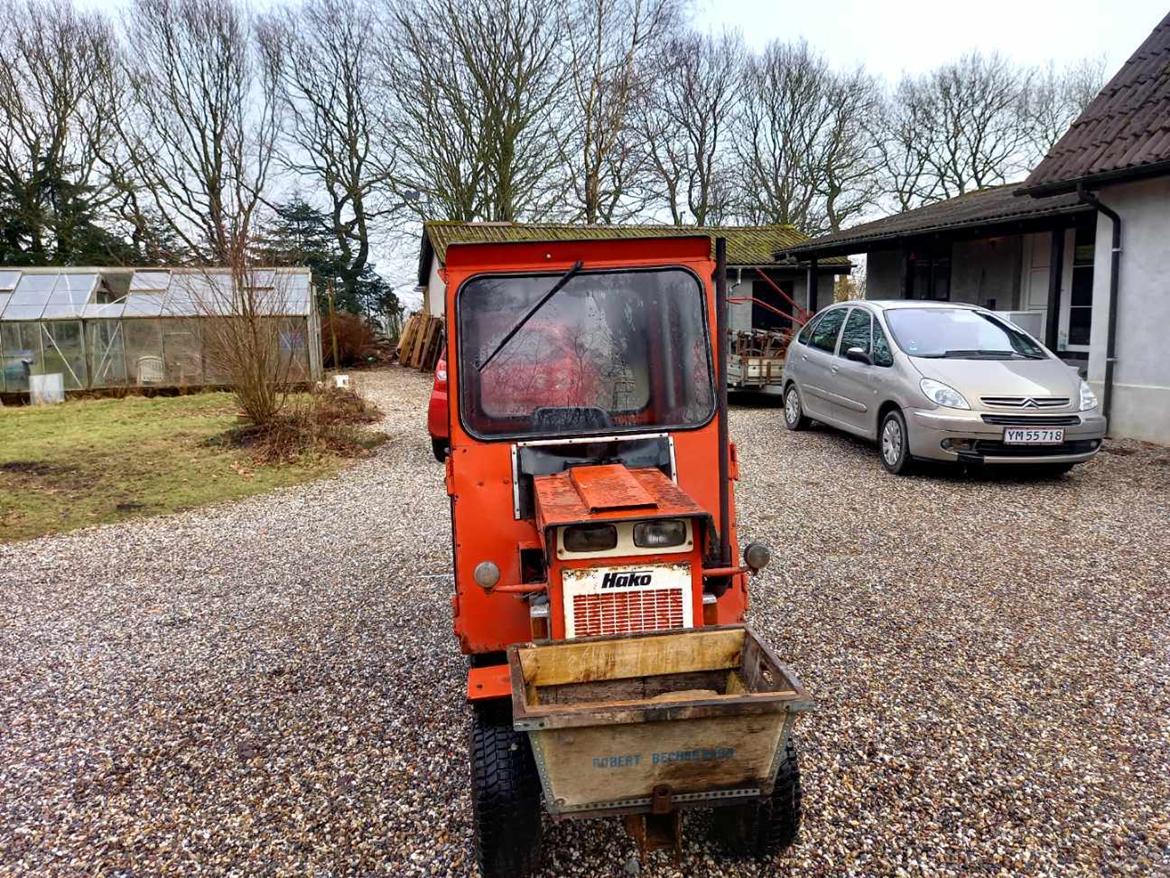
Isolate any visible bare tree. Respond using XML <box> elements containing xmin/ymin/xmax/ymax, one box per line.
<box><xmin>558</xmin><ymin>0</ymin><xmax>681</xmax><ymax>223</ymax></box>
<box><xmin>880</xmin><ymin>51</ymin><xmax>1032</xmax><ymax>208</ymax></box>
<box><xmin>260</xmin><ymin>0</ymin><xmax>395</xmax><ymax>306</ymax></box>
<box><xmin>118</xmin><ymin>0</ymin><xmax>280</xmax><ymax>263</ymax></box>
<box><xmin>383</xmin><ymin>0</ymin><xmax>568</xmax><ymax>222</ymax></box>
<box><xmin>1023</xmin><ymin>56</ymin><xmax>1107</xmax><ymax>161</ymax></box>
<box><xmin>733</xmin><ymin>41</ymin><xmax>881</xmax><ymax>235</ymax></box>
<box><xmin>638</xmin><ymin>31</ymin><xmax>741</xmax><ymax>226</ymax></box>
<box><xmin>0</xmin><ymin>0</ymin><xmax>127</xmax><ymax>260</ymax></box>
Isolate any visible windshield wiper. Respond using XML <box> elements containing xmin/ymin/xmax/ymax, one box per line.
<box><xmin>477</xmin><ymin>260</ymin><xmax>584</xmax><ymax>372</ymax></box>
<box><xmin>936</xmin><ymin>349</ymin><xmax>1029</xmax><ymax>359</ymax></box>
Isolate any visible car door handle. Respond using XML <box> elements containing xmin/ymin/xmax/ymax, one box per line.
<box><xmin>830</xmin><ymin>365</ymin><xmax>839</xmax><ymax>373</ymax></box>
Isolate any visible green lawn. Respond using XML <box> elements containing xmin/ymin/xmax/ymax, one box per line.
<box><xmin>0</xmin><ymin>393</ymin><xmax>347</xmax><ymax>543</ymax></box>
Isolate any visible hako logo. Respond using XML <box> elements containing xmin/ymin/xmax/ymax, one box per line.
<box><xmin>601</xmin><ymin>570</ymin><xmax>653</xmax><ymax>589</ymax></box>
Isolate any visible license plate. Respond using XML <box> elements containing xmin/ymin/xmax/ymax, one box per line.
<box><xmin>1003</xmin><ymin>428</ymin><xmax>1064</xmax><ymax>445</ymax></box>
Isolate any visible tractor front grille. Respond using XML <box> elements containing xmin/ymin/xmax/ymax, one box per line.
<box><xmin>571</xmin><ymin>588</ymin><xmax>686</xmax><ymax>638</ymax></box>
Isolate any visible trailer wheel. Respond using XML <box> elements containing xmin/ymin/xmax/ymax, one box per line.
<box><xmin>431</xmin><ymin>438</ymin><xmax>448</xmax><ymax>462</ymax></box>
<box><xmin>470</xmin><ymin>701</ymin><xmax>543</xmax><ymax>878</ymax></box>
<box><xmin>712</xmin><ymin>738</ymin><xmax>801</xmax><ymax>858</ymax></box>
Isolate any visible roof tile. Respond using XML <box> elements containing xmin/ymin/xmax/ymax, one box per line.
<box><xmin>1022</xmin><ymin>12</ymin><xmax>1170</xmax><ymax>193</ymax></box>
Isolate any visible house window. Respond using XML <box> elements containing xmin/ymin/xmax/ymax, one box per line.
<box><xmin>1068</xmin><ymin>220</ymin><xmax>1095</xmax><ymax>347</ymax></box>
<box><xmin>905</xmin><ymin>246</ymin><xmax>951</xmax><ymax>300</ymax></box>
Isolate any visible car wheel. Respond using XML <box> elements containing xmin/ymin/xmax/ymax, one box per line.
<box><xmin>783</xmin><ymin>385</ymin><xmax>809</xmax><ymax>431</ymax></box>
<box><xmin>431</xmin><ymin>438</ymin><xmax>448</xmax><ymax>463</ymax></box>
<box><xmin>879</xmin><ymin>409</ymin><xmax>913</xmax><ymax>475</ymax></box>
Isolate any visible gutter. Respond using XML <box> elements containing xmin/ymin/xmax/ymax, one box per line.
<box><xmin>1076</xmin><ymin>184</ymin><xmax>1121</xmax><ymax>426</ymax></box>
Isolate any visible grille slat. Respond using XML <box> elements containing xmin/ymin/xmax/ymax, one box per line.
<box><xmin>572</xmin><ymin>588</ymin><xmax>685</xmax><ymax>638</ymax></box>
<box><xmin>980</xmin><ymin>396</ymin><xmax>1070</xmax><ymax>408</ymax></box>
<box><xmin>981</xmin><ymin>414</ymin><xmax>1081</xmax><ymax>426</ymax></box>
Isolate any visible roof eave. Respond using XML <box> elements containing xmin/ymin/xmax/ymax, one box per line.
<box><xmin>1018</xmin><ymin>158</ymin><xmax>1170</xmax><ymax>198</ymax></box>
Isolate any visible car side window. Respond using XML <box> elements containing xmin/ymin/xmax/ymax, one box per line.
<box><xmin>808</xmin><ymin>308</ymin><xmax>846</xmax><ymax>353</ymax></box>
<box><xmin>839</xmin><ymin>309</ymin><xmax>872</xmax><ymax>357</ymax></box>
<box><xmin>872</xmin><ymin>319</ymin><xmax>894</xmax><ymax>367</ymax></box>
<box><xmin>796</xmin><ymin>313</ymin><xmax>820</xmax><ymax>345</ymax></box>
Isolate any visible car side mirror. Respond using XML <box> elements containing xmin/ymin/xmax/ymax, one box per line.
<box><xmin>845</xmin><ymin>347</ymin><xmax>872</xmax><ymax>365</ymax></box>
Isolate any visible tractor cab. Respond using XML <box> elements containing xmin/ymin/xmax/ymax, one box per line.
<box><xmin>443</xmin><ymin>236</ymin><xmax>753</xmax><ymax>662</ymax></box>
<box><xmin>442</xmin><ymin>236</ymin><xmax>808</xmax><ymax>876</ymax></box>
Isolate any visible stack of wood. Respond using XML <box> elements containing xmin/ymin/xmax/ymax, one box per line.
<box><xmin>397</xmin><ymin>312</ymin><xmax>444</xmax><ymax>370</ymax></box>
<box><xmin>730</xmin><ymin>328</ymin><xmax>791</xmax><ymax>359</ymax></box>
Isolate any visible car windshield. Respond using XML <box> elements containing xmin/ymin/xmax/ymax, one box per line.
<box><xmin>884</xmin><ymin>308</ymin><xmax>1047</xmax><ymax>360</ymax></box>
<box><xmin>457</xmin><ymin>267</ymin><xmax>714</xmax><ymax>438</ymax></box>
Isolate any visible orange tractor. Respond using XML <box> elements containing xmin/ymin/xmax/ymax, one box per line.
<box><xmin>441</xmin><ymin>235</ymin><xmax>813</xmax><ymax>875</ymax></box>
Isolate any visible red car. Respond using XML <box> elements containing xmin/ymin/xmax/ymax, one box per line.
<box><xmin>427</xmin><ymin>354</ymin><xmax>449</xmax><ymax>461</ymax></box>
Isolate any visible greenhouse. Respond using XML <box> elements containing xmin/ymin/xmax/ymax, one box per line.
<box><xmin>0</xmin><ymin>266</ymin><xmax>322</xmax><ymax>396</ymax></box>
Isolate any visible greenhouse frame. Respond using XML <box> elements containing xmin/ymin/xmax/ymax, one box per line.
<box><xmin>0</xmin><ymin>266</ymin><xmax>322</xmax><ymax>396</ymax></box>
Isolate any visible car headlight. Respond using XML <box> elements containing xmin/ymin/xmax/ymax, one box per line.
<box><xmin>1079</xmin><ymin>379</ymin><xmax>1098</xmax><ymax>411</ymax></box>
<box><xmin>920</xmin><ymin>378</ymin><xmax>970</xmax><ymax>410</ymax></box>
<box><xmin>633</xmin><ymin>519</ymin><xmax>688</xmax><ymax>549</ymax></box>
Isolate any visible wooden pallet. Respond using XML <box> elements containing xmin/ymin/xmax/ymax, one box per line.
<box><xmin>396</xmin><ymin>312</ymin><xmax>444</xmax><ymax>370</ymax></box>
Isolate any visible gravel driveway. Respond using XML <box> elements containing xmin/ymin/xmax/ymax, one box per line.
<box><xmin>2</xmin><ymin>368</ymin><xmax>1167</xmax><ymax>877</ymax></box>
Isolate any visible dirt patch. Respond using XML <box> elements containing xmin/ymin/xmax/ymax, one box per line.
<box><xmin>1</xmin><ymin>460</ymin><xmax>57</xmax><ymax>476</ymax></box>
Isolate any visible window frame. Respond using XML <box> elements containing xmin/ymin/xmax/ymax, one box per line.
<box><xmin>837</xmin><ymin>307</ymin><xmax>874</xmax><ymax>360</ymax></box>
<box><xmin>453</xmin><ymin>264</ymin><xmax>717</xmax><ymax>442</ymax></box>
<box><xmin>807</xmin><ymin>306</ymin><xmax>848</xmax><ymax>354</ymax></box>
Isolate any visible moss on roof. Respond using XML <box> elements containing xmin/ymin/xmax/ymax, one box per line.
<box><xmin>420</xmin><ymin>221</ymin><xmax>849</xmax><ymax>279</ymax></box>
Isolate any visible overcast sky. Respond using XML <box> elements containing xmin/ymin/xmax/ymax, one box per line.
<box><xmin>694</xmin><ymin>1</ymin><xmax>1166</xmax><ymax>80</ymax></box>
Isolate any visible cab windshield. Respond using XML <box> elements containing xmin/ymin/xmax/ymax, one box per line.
<box><xmin>457</xmin><ymin>267</ymin><xmax>714</xmax><ymax>439</ymax></box>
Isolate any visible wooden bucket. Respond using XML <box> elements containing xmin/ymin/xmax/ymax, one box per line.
<box><xmin>508</xmin><ymin>625</ymin><xmax>813</xmax><ymax>818</ymax></box>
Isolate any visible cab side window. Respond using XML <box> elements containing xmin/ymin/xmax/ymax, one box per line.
<box><xmin>872</xmin><ymin>319</ymin><xmax>894</xmax><ymax>367</ymax></box>
<box><xmin>839</xmin><ymin>309</ymin><xmax>872</xmax><ymax>358</ymax></box>
<box><xmin>808</xmin><ymin>308</ymin><xmax>846</xmax><ymax>353</ymax></box>
<box><xmin>796</xmin><ymin>313</ymin><xmax>821</xmax><ymax>345</ymax></box>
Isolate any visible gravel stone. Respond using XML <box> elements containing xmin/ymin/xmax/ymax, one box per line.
<box><xmin>1</xmin><ymin>368</ymin><xmax>1167</xmax><ymax>877</ymax></box>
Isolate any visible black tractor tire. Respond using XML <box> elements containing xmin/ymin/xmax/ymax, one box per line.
<box><xmin>711</xmin><ymin>739</ymin><xmax>801</xmax><ymax>858</ymax></box>
<box><xmin>470</xmin><ymin>701</ymin><xmax>543</xmax><ymax>878</ymax></box>
<box><xmin>878</xmin><ymin>408</ymin><xmax>914</xmax><ymax>475</ymax></box>
<box><xmin>783</xmin><ymin>384</ymin><xmax>810</xmax><ymax>431</ymax></box>
<box><xmin>431</xmin><ymin>438</ymin><xmax>448</xmax><ymax>463</ymax></box>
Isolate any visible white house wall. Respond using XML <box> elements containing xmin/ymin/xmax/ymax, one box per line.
<box><xmin>425</xmin><ymin>257</ymin><xmax>445</xmax><ymax>317</ymax></box>
<box><xmin>1088</xmin><ymin>176</ymin><xmax>1170</xmax><ymax>444</ymax></box>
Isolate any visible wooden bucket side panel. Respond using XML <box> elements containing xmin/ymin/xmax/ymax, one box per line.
<box><xmin>517</xmin><ymin>628</ymin><xmax>746</xmax><ymax>689</ymax></box>
<box><xmin>534</xmin><ymin>713</ymin><xmax>784</xmax><ymax>810</ymax></box>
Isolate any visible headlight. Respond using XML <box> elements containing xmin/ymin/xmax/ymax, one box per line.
<box><xmin>633</xmin><ymin>519</ymin><xmax>688</xmax><ymax>549</ymax></box>
<box><xmin>1079</xmin><ymin>379</ymin><xmax>1098</xmax><ymax>411</ymax></box>
<box><xmin>920</xmin><ymin>378</ymin><xmax>970</xmax><ymax>410</ymax></box>
<box><xmin>563</xmin><ymin>523</ymin><xmax>618</xmax><ymax>552</ymax></box>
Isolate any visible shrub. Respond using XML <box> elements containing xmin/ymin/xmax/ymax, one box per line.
<box><xmin>322</xmin><ymin>312</ymin><xmax>378</xmax><ymax>368</ymax></box>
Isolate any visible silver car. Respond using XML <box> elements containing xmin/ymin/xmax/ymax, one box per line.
<box><xmin>781</xmin><ymin>301</ymin><xmax>1108</xmax><ymax>474</ymax></box>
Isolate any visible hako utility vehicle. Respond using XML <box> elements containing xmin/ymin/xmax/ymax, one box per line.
<box><xmin>441</xmin><ymin>235</ymin><xmax>813</xmax><ymax>876</ymax></box>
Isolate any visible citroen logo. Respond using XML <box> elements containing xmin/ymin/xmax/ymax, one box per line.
<box><xmin>1022</xmin><ymin>398</ymin><xmax>1039</xmax><ymax>408</ymax></box>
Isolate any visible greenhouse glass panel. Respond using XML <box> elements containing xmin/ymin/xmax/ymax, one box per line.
<box><xmin>40</xmin><ymin>322</ymin><xmax>87</xmax><ymax>390</ymax></box>
<box><xmin>123</xmin><ymin>292</ymin><xmax>165</xmax><ymax>317</ymax></box>
<box><xmin>278</xmin><ymin>319</ymin><xmax>311</xmax><ymax>382</ymax></box>
<box><xmin>162</xmin><ymin>322</ymin><xmax>204</xmax><ymax>385</ymax></box>
<box><xmin>42</xmin><ymin>273</ymin><xmax>98</xmax><ymax>319</ymax></box>
<box><xmin>1</xmin><ymin>322</ymin><xmax>40</xmax><ymax>392</ymax></box>
<box><xmin>0</xmin><ymin>292</ymin><xmax>11</xmax><ymax>317</ymax></box>
<box><xmin>87</xmin><ymin>321</ymin><xmax>128</xmax><ymax>387</ymax></box>
<box><xmin>0</xmin><ymin>270</ymin><xmax>20</xmax><ymax>290</ymax></box>
<box><xmin>4</xmin><ymin>274</ymin><xmax>55</xmax><ymax>320</ymax></box>
<box><xmin>83</xmin><ymin>300</ymin><xmax>126</xmax><ymax>319</ymax></box>
<box><xmin>123</xmin><ymin>319</ymin><xmax>164</xmax><ymax>385</ymax></box>
<box><xmin>129</xmin><ymin>271</ymin><xmax>170</xmax><ymax>291</ymax></box>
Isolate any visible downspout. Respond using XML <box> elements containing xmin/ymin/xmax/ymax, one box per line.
<box><xmin>1076</xmin><ymin>184</ymin><xmax>1121</xmax><ymax>425</ymax></box>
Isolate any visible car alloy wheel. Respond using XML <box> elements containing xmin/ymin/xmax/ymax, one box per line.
<box><xmin>881</xmin><ymin>417</ymin><xmax>903</xmax><ymax>466</ymax></box>
<box><xmin>785</xmin><ymin>390</ymin><xmax>799</xmax><ymax>425</ymax></box>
